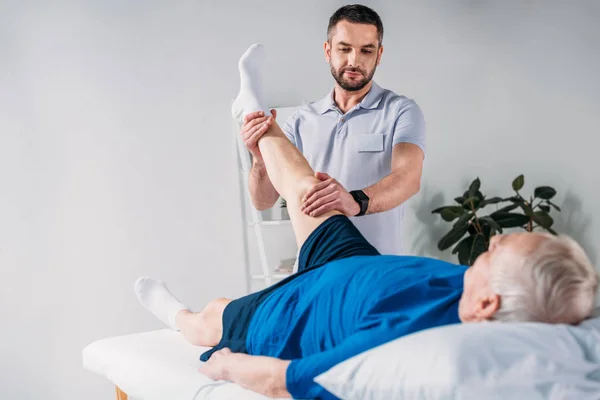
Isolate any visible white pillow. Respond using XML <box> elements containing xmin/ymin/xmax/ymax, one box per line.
<box><xmin>315</xmin><ymin>317</ymin><xmax>600</xmax><ymax>400</ymax></box>
<box><xmin>580</xmin><ymin>307</ymin><xmax>600</xmax><ymax>331</ymax></box>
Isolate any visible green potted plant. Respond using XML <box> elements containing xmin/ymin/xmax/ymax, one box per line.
<box><xmin>432</xmin><ymin>175</ymin><xmax>561</xmax><ymax>266</ymax></box>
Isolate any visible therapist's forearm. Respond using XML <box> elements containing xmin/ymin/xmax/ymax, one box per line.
<box><xmin>362</xmin><ymin>168</ymin><xmax>421</xmax><ymax>214</ymax></box>
<box><xmin>226</xmin><ymin>354</ymin><xmax>291</xmax><ymax>398</ymax></box>
<box><xmin>248</xmin><ymin>157</ymin><xmax>280</xmax><ymax>211</ymax></box>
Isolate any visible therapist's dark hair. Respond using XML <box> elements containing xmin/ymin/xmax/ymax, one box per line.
<box><xmin>327</xmin><ymin>4</ymin><xmax>384</xmax><ymax>46</ymax></box>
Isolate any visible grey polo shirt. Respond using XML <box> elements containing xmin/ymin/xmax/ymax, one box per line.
<box><xmin>282</xmin><ymin>81</ymin><xmax>426</xmax><ymax>255</ymax></box>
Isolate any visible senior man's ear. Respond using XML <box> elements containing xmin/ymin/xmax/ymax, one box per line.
<box><xmin>477</xmin><ymin>293</ymin><xmax>501</xmax><ymax>320</ymax></box>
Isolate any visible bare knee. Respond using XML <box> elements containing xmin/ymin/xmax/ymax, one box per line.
<box><xmin>202</xmin><ymin>298</ymin><xmax>230</xmax><ymax>321</ymax></box>
<box><xmin>289</xmin><ymin>176</ymin><xmax>321</xmax><ymax>207</ymax></box>
<box><xmin>208</xmin><ymin>297</ymin><xmax>231</xmax><ymax>310</ymax></box>
<box><xmin>181</xmin><ymin>298</ymin><xmax>230</xmax><ymax>347</ymax></box>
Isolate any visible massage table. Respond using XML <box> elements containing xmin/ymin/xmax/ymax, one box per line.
<box><xmin>83</xmin><ymin>311</ymin><xmax>600</xmax><ymax>400</ymax></box>
<box><xmin>82</xmin><ymin>329</ymin><xmax>293</xmax><ymax>400</ymax></box>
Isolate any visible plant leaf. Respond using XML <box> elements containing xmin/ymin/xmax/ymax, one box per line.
<box><xmin>453</xmin><ymin>212</ymin><xmax>473</xmax><ymax>228</ymax></box>
<box><xmin>437</xmin><ymin>206</ymin><xmax>465</xmax><ymax>221</ymax></box>
<box><xmin>505</xmin><ymin>196</ymin><xmax>527</xmax><ymax>207</ymax></box>
<box><xmin>467</xmin><ymin>224</ymin><xmax>478</xmax><ymax>235</ymax></box>
<box><xmin>539</xmin><ymin>205</ymin><xmax>551</xmax><ymax>213</ymax></box>
<box><xmin>468</xmin><ymin>178</ymin><xmax>481</xmax><ymax>197</ymax></box>
<box><xmin>463</xmin><ymin>190</ymin><xmax>484</xmax><ymax>199</ymax></box>
<box><xmin>481</xmin><ymin>223</ymin><xmax>493</xmax><ymax>238</ymax></box>
<box><xmin>452</xmin><ymin>235</ymin><xmax>471</xmax><ymax>255</ymax></box>
<box><xmin>480</xmin><ymin>197</ymin><xmax>504</xmax><ymax>207</ymax></box>
<box><xmin>479</xmin><ymin>216</ymin><xmax>503</xmax><ymax>233</ymax></box>
<box><xmin>455</xmin><ymin>234</ymin><xmax>488</xmax><ymax>266</ymax></box>
<box><xmin>512</xmin><ymin>175</ymin><xmax>525</xmax><ymax>191</ymax></box>
<box><xmin>438</xmin><ymin>224</ymin><xmax>470</xmax><ymax>251</ymax></box>
<box><xmin>534</xmin><ymin>186</ymin><xmax>557</xmax><ymax>200</ymax></box>
<box><xmin>547</xmin><ymin>227</ymin><xmax>558</xmax><ymax>235</ymax></box>
<box><xmin>520</xmin><ymin>202</ymin><xmax>535</xmax><ymax>217</ymax></box>
<box><xmin>533</xmin><ymin>211</ymin><xmax>554</xmax><ymax>229</ymax></box>
<box><xmin>462</xmin><ymin>196</ymin><xmax>481</xmax><ymax>210</ymax></box>
<box><xmin>432</xmin><ymin>205</ymin><xmax>453</xmax><ymax>214</ymax></box>
<box><xmin>467</xmin><ymin>234</ymin><xmax>488</xmax><ymax>266</ymax></box>
<box><xmin>440</xmin><ymin>207</ymin><xmax>465</xmax><ymax>222</ymax></box>
<box><xmin>454</xmin><ymin>235</ymin><xmax>474</xmax><ymax>265</ymax></box>
<box><xmin>454</xmin><ymin>196</ymin><xmax>465</xmax><ymax>204</ymax></box>
<box><xmin>490</xmin><ymin>212</ymin><xmax>531</xmax><ymax>228</ymax></box>
<box><xmin>546</xmin><ymin>200</ymin><xmax>562</xmax><ymax>212</ymax></box>
<box><xmin>496</xmin><ymin>203</ymin><xmax>519</xmax><ymax>213</ymax></box>
<box><xmin>462</xmin><ymin>190</ymin><xmax>484</xmax><ymax>211</ymax></box>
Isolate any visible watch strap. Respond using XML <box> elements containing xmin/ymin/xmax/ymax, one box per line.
<box><xmin>350</xmin><ymin>190</ymin><xmax>369</xmax><ymax>216</ymax></box>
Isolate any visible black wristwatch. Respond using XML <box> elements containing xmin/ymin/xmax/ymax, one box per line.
<box><xmin>349</xmin><ymin>190</ymin><xmax>369</xmax><ymax>216</ymax></box>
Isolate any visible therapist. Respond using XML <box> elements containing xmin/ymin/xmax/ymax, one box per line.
<box><xmin>241</xmin><ymin>4</ymin><xmax>425</xmax><ymax>255</ymax></box>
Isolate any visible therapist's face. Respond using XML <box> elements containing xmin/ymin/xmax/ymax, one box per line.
<box><xmin>458</xmin><ymin>233</ymin><xmax>547</xmax><ymax>323</ymax></box>
<box><xmin>324</xmin><ymin>20</ymin><xmax>383</xmax><ymax>92</ymax></box>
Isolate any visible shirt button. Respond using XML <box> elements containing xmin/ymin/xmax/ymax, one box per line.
<box><xmin>341</xmin><ymin>118</ymin><xmax>345</xmax><ymax>122</ymax></box>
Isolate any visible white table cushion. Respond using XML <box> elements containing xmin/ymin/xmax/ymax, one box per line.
<box><xmin>82</xmin><ymin>329</ymin><xmax>287</xmax><ymax>400</ymax></box>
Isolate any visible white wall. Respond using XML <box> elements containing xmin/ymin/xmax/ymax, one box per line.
<box><xmin>394</xmin><ymin>1</ymin><xmax>600</xmax><ymax>268</ymax></box>
<box><xmin>1</xmin><ymin>1</ymin><xmax>598</xmax><ymax>399</ymax></box>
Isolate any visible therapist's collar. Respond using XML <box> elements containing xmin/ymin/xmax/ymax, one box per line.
<box><xmin>315</xmin><ymin>81</ymin><xmax>384</xmax><ymax>115</ymax></box>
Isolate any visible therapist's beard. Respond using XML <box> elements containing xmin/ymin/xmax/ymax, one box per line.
<box><xmin>330</xmin><ymin>64</ymin><xmax>377</xmax><ymax>92</ymax></box>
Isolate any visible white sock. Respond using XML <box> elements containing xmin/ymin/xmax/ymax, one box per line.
<box><xmin>231</xmin><ymin>43</ymin><xmax>271</xmax><ymax>122</ymax></box>
<box><xmin>134</xmin><ymin>276</ymin><xmax>189</xmax><ymax>330</ymax></box>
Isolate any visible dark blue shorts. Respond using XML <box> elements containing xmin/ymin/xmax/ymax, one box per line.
<box><xmin>199</xmin><ymin>215</ymin><xmax>379</xmax><ymax>361</ymax></box>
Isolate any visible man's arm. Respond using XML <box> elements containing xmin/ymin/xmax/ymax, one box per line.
<box><xmin>361</xmin><ymin>142</ymin><xmax>423</xmax><ymax>214</ymax></box>
<box><xmin>301</xmin><ymin>100</ymin><xmax>426</xmax><ymax>217</ymax></box>
<box><xmin>248</xmin><ymin>157</ymin><xmax>280</xmax><ymax>211</ymax></box>
<box><xmin>199</xmin><ymin>348</ymin><xmax>292</xmax><ymax>398</ymax></box>
<box><xmin>242</xmin><ymin>110</ymin><xmax>300</xmax><ymax>211</ymax></box>
<box><xmin>201</xmin><ymin>309</ymin><xmax>425</xmax><ymax>400</ymax></box>
<box><xmin>240</xmin><ymin>111</ymin><xmax>281</xmax><ymax>210</ymax></box>
<box><xmin>301</xmin><ymin>143</ymin><xmax>423</xmax><ymax>217</ymax></box>
<box><xmin>199</xmin><ymin>327</ymin><xmax>401</xmax><ymax>400</ymax></box>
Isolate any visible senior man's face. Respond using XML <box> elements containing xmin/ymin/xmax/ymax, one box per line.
<box><xmin>458</xmin><ymin>232</ymin><xmax>549</xmax><ymax>322</ymax></box>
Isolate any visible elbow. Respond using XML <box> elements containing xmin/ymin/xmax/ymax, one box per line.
<box><xmin>251</xmin><ymin>192</ymin><xmax>279</xmax><ymax>211</ymax></box>
<box><xmin>252</xmin><ymin>198</ymin><xmax>267</xmax><ymax>211</ymax></box>
<box><xmin>407</xmin><ymin>174</ymin><xmax>421</xmax><ymax>199</ymax></box>
<box><xmin>254</xmin><ymin>204</ymin><xmax>269</xmax><ymax>212</ymax></box>
<box><xmin>413</xmin><ymin>177</ymin><xmax>421</xmax><ymax>196</ymax></box>
<box><xmin>253</xmin><ymin>200</ymin><xmax>276</xmax><ymax>211</ymax></box>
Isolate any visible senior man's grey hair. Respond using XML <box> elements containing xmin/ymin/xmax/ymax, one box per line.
<box><xmin>490</xmin><ymin>234</ymin><xmax>598</xmax><ymax>324</ymax></box>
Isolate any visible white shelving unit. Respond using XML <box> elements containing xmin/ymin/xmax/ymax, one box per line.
<box><xmin>233</xmin><ymin>109</ymin><xmax>299</xmax><ymax>291</ymax></box>
<box><xmin>247</xmin><ymin>220</ymin><xmax>292</xmax><ymax>227</ymax></box>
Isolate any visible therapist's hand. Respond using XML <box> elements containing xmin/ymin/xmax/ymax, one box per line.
<box><xmin>240</xmin><ymin>110</ymin><xmax>277</xmax><ymax>161</ymax></box>
<box><xmin>301</xmin><ymin>172</ymin><xmax>360</xmax><ymax>217</ymax></box>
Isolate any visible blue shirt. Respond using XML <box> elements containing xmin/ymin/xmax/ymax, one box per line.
<box><xmin>282</xmin><ymin>82</ymin><xmax>427</xmax><ymax>255</ymax></box>
<box><xmin>246</xmin><ymin>255</ymin><xmax>466</xmax><ymax>399</ymax></box>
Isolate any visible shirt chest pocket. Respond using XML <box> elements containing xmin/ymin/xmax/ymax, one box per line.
<box><xmin>354</xmin><ymin>133</ymin><xmax>385</xmax><ymax>153</ymax></box>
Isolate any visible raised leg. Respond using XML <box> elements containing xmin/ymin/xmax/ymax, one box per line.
<box><xmin>257</xmin><ymin>122</ymin><xmax>341</xmax><ymax>247</ymax></box>
<box><xmin>231</xmin><ymin>44</ymin><xmax>342</xmax><ymax>248</ymax></box>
